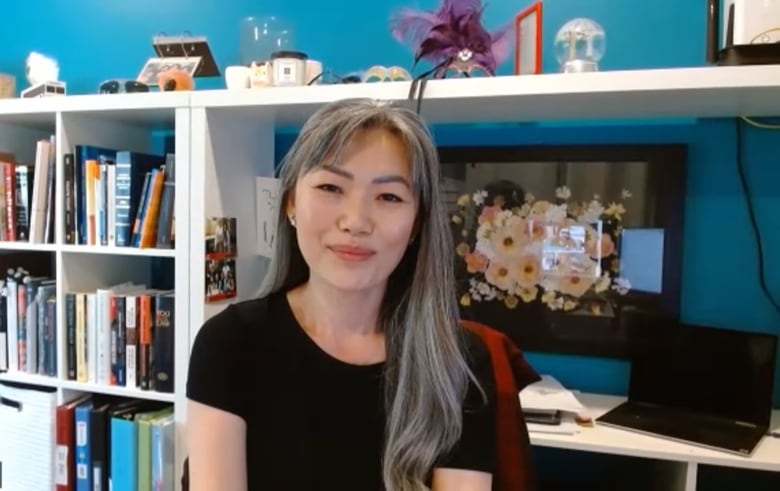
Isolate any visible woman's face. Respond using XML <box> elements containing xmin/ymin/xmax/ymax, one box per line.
<box><xmin>288</xmin><ymin>128</ymin><xmax>418</xmax><ymax>294</ymax></box>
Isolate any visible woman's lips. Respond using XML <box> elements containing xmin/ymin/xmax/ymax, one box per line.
<box><xmin>328</xmin><ymin>244</ymin><xmax>376</xmax><ymax>261</ymax></box>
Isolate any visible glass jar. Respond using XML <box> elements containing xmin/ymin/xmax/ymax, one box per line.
<box><xmin>239</xmin><ymin>16</ymin><xmax>295</xmax><ymax>66</ymax></box>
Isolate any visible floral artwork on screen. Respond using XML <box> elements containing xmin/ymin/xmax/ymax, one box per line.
<box><xmin>452</xmin><ymin>185</ymin><xmax>632</xmax><ymax>316</ymax></box>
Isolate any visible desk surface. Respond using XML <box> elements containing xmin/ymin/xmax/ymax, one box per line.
<box><xmin>529</xmin><ymin>393</ymin><xmax>780</xmax><ymax>472</ymax></box>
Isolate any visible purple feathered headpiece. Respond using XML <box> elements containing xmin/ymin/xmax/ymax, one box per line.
<box><xmin>390</xmin><ymin>0</ymin><xmax>512</xmax><ymax>77</ymax></box>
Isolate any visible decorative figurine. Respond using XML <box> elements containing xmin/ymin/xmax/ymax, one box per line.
<box><xmin>553</xmin><ymin>18</ymin><xmax>606</xmax><ymax>73</ymax></box>
<box><xmin>389</xmin><ymin>0</ymin><xmax>512</xmax><ymax>78</ymax></box>
<box><xmin>21</xmin><ymin>51</ymin><xmax>66</xmax><ymax>98</ymax></box>
<box><xmin>158</xmin><ymin>67</ymin><xmax>195</xmax><ymax>91</ymax></box>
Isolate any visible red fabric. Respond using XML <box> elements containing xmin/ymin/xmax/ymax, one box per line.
<box><xmin>462</xmin><ymin>319</ymin><xmax>541</xmax><ymax>491</ymax></box>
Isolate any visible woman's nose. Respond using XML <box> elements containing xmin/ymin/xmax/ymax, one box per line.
<box><xmin>337</xmin><ymin>195</ymin><xmax>373</xmax><ymax>235</ymax></box>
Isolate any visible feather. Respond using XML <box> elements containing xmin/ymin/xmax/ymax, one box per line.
<box><xmin>489</xmin><ymin>22</ymin><xmax>513</xmax><ymax>65</ymax></box>
<box><xmin>390</xmin><ymin>0</ymin><xmax>508</xmax><ymax>73</ymax></box>
<box><xmin>389</xmin><ymin>8</ymin><xmax>441</xmax><ymax>46</ymax></box>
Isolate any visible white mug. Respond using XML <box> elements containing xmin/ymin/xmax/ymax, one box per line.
<box><xmin>225</xmin><ymin>65</ymin><xmax>250</xmax><ymax>89</ymax></box>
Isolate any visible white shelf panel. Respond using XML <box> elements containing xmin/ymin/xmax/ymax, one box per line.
<box><xmin>60</xmin><ymin>244</ymin><xmax>176</xmax><ymax>257</ymax></box>
<box><xmin>532</xmin><ymin>393</ymin><xmax>780</xmax><ymax>473</ymax></box>
<box><xmin>0</xmin><ymin>370</ymin><xmax>60</xmax><ymax>388</ymax></box>
<box><xmin>0</xmin><ymin>92</ymin><xmax>189</xmax><ymax>127</ymax></box>
<box><xmin>0</xmin><ymin>241</ymin><xmax>57</xmax><ymax>252</ymax></box>
<box><xmin>59</xmin><ymin>380</ymin><xmax>175</xmax><ymax>402</ymax></box>
<box><xmin>0</xmin><ymin>97</ymin><xmax>57</xmax><ymax>128</ymax></box>
<box><xmin>190</xmin><ymin>65</ymin><xmax>780</xmax><ymax>125</ymax></box>
<box><xmin>55</xmin><ymin>91</ymin><xmax>190</xmax><ymax>113</ymax></box>
<box><xmin>0</xmin><ymin>372</ymin><xmax>174</xmax><ymax>403</ymax></box>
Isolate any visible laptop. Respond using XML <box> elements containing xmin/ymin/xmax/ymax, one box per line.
<box><xmin>596</xmin><ymin>318</ymin><xmax>777</xmax><ymax>456</ymax></box>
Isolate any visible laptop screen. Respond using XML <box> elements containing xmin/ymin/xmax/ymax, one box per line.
<box><xmin>628</xmin><ymin>320</ymin><xmax>777</xmax><ymax>426</ymax></box>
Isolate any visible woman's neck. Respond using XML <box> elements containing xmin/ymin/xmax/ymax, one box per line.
<box><xmin>294</xmin><ymin>277</ymin><xmax>385</xmax><ymax>337</ymax></box>
<box><xmin>288</xmin><ymin>278</ymin><xmax>387</xmax><ymax>365</ymax></box>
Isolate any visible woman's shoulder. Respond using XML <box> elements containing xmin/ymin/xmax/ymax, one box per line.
<box><xmin>190</xmin><ymin>292</ymin><xmax>288</xmax><ymax>358</ymax></box>
<box><xmin>186</xmin><ymin>292</ymin><xmax>287</xmax><ymax>416</ymax></box>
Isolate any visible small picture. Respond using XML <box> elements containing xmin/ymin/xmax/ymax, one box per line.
<box><xmin>205</xmin><ymin>216</ymin><xmax>237</xmax><ymax>259</ymax></box>
<box><xmin>256</xmin><ymin>176</ymin><xmax>281</xmax><ymax>258</ymax></box>
<box><xmin>205</xmin><ymin>257</ymin><xmax>237</xmax><ymax>302</ymax></box>
<box><xmin>136</xmin><ymin>56</ymin><xmax>202</xmax><ymax>86</ymax></box>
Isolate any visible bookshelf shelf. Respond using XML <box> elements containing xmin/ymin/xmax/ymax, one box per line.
<box><xmin>0</xmin><ymin>370</ymin><xmax>59</xmax><ymax>387</ymax></box>
<box><xmin>59</xmin><ymin>379</ymin><xmax>175</xmax><ymax>402</ymax></box>
<box><xmin>0</xmin><ymin>64</ymin><xmax>777</xmax><ymax>491</ymax></box>
<box><xmin>0</xmin><ymin>241</ymin><xmax>57</xmax><ymax>251</ymax></box>
<box><xmin>190</xmin><ymin>64</ymin><xmax>780</xmax><ymax>125</ymax></box>
<box><xmin>59</xmin><ymin>244</ymin><xmax>177</xmax><ymax>257</ymax></box>
<box><xmin>0</xmin><ymin>372</ymin><xmax>175</xmax><ymax>403</ymax></box>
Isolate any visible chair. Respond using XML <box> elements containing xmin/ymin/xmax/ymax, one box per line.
<box><xmin>461</xmin><ymin>319</ymin><xmax>541</xmax><ymax>491</ymax></box>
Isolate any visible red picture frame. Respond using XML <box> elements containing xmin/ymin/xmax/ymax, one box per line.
<box><xmin>514</xmin><ymin>2</ymin><xmax>543</xmax><ymax>75</ymax></box>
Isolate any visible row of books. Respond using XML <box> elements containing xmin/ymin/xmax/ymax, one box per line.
<box><xmin>0</xmin><ymin>267</ymin><xmax>57</xmax><ymax>375</ymax></box>
<box><xmin>57</xmin><ymin>394</ymin><xmax>174</xmax><ymax>491</ymax></box>
<box><xmin>65</xmin><ymin>146</ymin><xmax>176</xmax><ymax>248</ymax></box>
<box><xmin>64</xmin><ymin>282</ymin><xmax>175</xmax><ymax>393</ymax></box>
<box><xmin>0</xmin><ymin>272</ymin><xmax>175</xmax><ymax>395</ymax></box>
<box><xmin>0</xmin><ymin>136</ymin><xmax>56</xmax><ymax>243</ymax></box>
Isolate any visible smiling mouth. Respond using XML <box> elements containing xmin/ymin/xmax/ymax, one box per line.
<box><xmin>328</xmin><ymin>245</ymin><xmax>375</xmax><ymax>261</ymax></box>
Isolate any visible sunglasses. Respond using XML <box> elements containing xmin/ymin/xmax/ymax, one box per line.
<box><xmin>99</xmin><ymin>80</ymin><xmax>150</xmax><ymax>94</ymax></box>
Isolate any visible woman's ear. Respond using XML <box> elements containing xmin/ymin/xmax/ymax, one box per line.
<box><xmin>284</xmin><ymin>189</ymin><xmax>295</xmax><ymax>222</ymax></box>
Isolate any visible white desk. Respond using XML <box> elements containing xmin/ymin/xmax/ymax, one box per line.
<box><xmin>528</xmin><ymin>393</ymin><xmax>780</xmax><ymax>491</ymax></box>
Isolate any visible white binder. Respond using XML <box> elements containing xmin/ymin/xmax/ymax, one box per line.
<box><xmin>0</xmin><ymin>382</ymin><xmax>57</xmax><ymax>491</ymax></box>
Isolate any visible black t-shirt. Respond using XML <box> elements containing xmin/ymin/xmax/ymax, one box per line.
<box><xmin>186</xmin><ymin>290</ymin><xmax>497</xmax><ymax>490</ymax></box>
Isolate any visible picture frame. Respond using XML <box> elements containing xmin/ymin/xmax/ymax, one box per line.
<box><xmin>514</xmin><ymin>1</ymin><xmax>543</xmax><ymax>75</ymax></box>
<box><xmin>439</xmin><ymin>143</ymin><xmax>688</xmax><ymax>359</ymax></box>
<box><xmin>136</xmin><ymin>56</ymin><xmax>202</xmax><ymax>86</ymax></box>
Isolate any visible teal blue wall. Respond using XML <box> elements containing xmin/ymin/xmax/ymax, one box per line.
<box><xmin>2</xmin><ymin>1</ymin><xmax>778</xmax><ymax>408</ymax></box>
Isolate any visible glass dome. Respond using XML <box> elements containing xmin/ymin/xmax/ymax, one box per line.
<box><xmin>553</xmin><ymin>18</ymin><xmax>606</xmax><ymax>73</ymax></box>
<box><xmin>239</xmin><ymin>16</ymin><xmax>295</xmax><ymax>66</ymax></box>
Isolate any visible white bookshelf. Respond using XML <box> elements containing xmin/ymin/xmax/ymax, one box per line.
<box><xmin>0</xmin><ymin>92</ymin><xmax>190</xmax><ymax>489</ymax></box>
<box><xmin>0</xmin><ymin>64</ymin><xmax>777</xmax><ymax>490</ymax></box>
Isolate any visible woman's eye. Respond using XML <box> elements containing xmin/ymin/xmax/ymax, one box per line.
<box><xmin>316</xmin><ymin>184</ymin><xmax>341</xmax><ymax>193</ymax></box>
<box><xmin>379</xmin><ymin>193</ymin><xmax>403</xmax><ymax>203</ymax></box>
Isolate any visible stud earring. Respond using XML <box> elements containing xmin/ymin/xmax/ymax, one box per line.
<box><xmin>289</xmin><ymin>215</ymin><xmax>296</xmax><ymax>226</ymax></box>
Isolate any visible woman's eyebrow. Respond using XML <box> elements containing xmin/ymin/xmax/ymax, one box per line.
<box><xmin>321</xmin><ymin>164</ymin><xmax>411</xmax><ymax>189</ymax></box>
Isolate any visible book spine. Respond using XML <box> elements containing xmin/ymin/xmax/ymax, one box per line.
<box><xmin>64</xmin><ymin>153</ymin><xmax>75</xmax><ymax>244</ymax></box>
<box><xmin>66</xmin><ymin>292</ymin><xmax>76</xmax><ymax>379</ymax></box>
<box><xmin>153</xmin><ymin>294</ymin><xmax>174</xmax><ymax>393</ymax></box>
<box><xmin>4</xmin><ymin>162</ymin><xmax>15</xmax><ymax>241</ymax></box>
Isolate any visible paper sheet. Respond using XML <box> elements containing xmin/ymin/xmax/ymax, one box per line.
<box><xmin>255</xmin><ymin>176</ymin><xmax>282</xmax><ymax>258</ymax></box>
<box><xmin>520</xmin><ymin>374</ymin><xmax>586</xmax><ymax>413</ymax></box>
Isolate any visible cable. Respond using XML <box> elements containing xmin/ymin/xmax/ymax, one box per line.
<box><xmin>734</xmin><ymin>117</ymin><xmax>780</xmax><ymax>317</ymax></box>
<box><xmin>740</xmin><ymin>116</ymin><xmax>780</xmax><ymax>130</ymax></box>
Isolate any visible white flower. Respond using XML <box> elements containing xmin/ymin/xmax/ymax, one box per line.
<box><xmin>474</xmin><ymin>238</ymin><xmax>497</xmax><ymax>261</ymax></box>
<box><xmin>611</xmin><ymin>277</ymin><xmax>631</xmax><ymax>295</ymax></box>
<box><xmin>621</xmin><ymin>189</ymin><xmax>632</xmax><ymax>199</ymax></box>
<box><xmin>555</xmin><ymin>186</ymin><xmax>572</xmax><ymax>200</ymax></box>
<box><xmin>545</xmin><ymin>204</ymin><xmax>568</xmax><ymax>224</ymax></box>
<box><xmin>477</xmin><ymin>281</ymin><xmax>493</xmax><ymax>296</ymax></box>
<box><xmin>472</xmin><ymin>189</ymin><xmax>487</xmax><ymax>206</ymax></box>
<box><xmin>578</xmin><ymin>200</ymin><xmax>605</xmax><ymax>224</ymax></box>
<box><xmin>524</xmin><ymin>192</ymin><xmax>535</xmax><ymax>203</ymax></box>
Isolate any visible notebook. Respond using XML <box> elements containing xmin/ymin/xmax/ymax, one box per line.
<box><xmin>596</xmin><ymin>319</ymin><xmax>777</xmax><ymax>456</ymax></box>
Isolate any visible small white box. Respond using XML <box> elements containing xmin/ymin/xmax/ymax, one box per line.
<box><xmin>21</xmin><ymin>81</ymin><xmax>66</xmax><ymax>98</ymax></box>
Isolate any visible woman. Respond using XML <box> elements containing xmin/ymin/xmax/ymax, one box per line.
<box><xmin>186</xmin><ymin>99</ymin><xmax>497</xmax><ymax>490</ymax></box>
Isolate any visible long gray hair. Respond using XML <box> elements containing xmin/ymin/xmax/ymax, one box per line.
<box><xmin>257</xmin><ymin>99</ymin><xmax>475</xmax><ymax>489</ymax></box>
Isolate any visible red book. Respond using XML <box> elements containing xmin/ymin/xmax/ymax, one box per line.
<box><xmin>55</xmin><ymin>394</ymin><xmax>90</xmax><ymax>491</ymax></box>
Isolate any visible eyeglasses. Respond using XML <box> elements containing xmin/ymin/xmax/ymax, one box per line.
<box><xmin>98</xmin><ymin>80</ymin><xmax>150</xmax><ymax>94</ymax></box>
